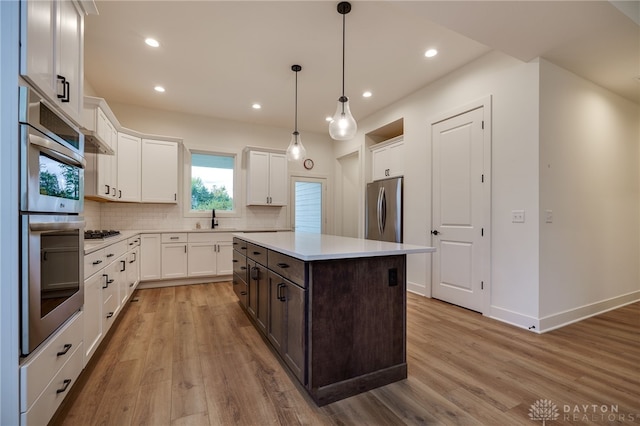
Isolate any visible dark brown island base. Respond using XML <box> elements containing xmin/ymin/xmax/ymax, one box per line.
<box><xmin>231</xmin><ymin>232</ymin><xmax>435</xmax><ymax>406</ymax></box>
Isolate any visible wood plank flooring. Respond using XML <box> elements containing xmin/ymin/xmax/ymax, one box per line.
<box><xmin>51</xmin><ymin>282</ymin><xmax>640</xmax><ymax>426</ymax></box>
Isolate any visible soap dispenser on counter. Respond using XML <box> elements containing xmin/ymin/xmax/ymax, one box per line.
<box><xmin>211</xmin><ymin>209</ymin><xmax>218</xmax><ymax>229</ymax></box>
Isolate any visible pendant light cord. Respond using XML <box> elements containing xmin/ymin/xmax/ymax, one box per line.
<box><xmin>295</xmin><ymin>69</ymin><xmax>298</xmax><ymax>133</ymax></box>
<box><xmin>341</xmin><ymin>11</ymin><xmax>346</xmax><ymax>101</ymax></box>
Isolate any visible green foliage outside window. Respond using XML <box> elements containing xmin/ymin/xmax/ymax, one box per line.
<box><xmin>191</xmin><ymin>177</ymin><xmax>232</xmax><ymax>210</ymax></box>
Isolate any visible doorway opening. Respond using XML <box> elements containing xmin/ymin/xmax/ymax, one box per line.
<box><xmin>291</xmin><ymin>177</ymin><xmax>326</xmax><ymax>233</ymax></box>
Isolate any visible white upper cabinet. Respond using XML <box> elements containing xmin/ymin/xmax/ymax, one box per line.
<box><xmin>117</xmin><ymin>133</ymin><xmax>141</xmax><ymax>202</ymax></box>
<box><xmin>20</xmin><ymin>0</ymin><xmax>84</xmax><ymax>125</ymax></box>
<box><xmin>246</xmin><ymin>150</ymin><xmax>287</xmax><ymax>206</ymax></box>
<box><xmin>371</xmin><ymin>136</ymin><xmax>404</xmax><ymax>181</ymax></box>
<box><xmin>82</xmin><ymin>97</ymin><xmax>117</xmax><ymax>155</ymax></box>
<box><xmin>141</xmin><ymin>139</ymin><xmax>178</xmax><ymax>203</ymax></box>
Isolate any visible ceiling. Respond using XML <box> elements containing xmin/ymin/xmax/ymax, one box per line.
<box><xmin>84</xmin><ymin>1</ymin><xmax>639</xmax><ymax>136</ymax></box>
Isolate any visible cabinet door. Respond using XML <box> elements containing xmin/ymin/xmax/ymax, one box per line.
<box><xmin>162</xmin><ymin>243</ymin><xmax>188</xmax><ymax>278</ymax></box>
<box><xmin>267</xmin><ymin>271</ymin><xmax>285</xmax><ymax>354</ymax></box>
<box><xmin>284</xmin><ymin>281</ymin><xmax>306</xmax><ymax>383</ymax></box>
<box><xmin>140</xmin><ymin>234</ymin><xmax>161</xmax><ymax>281</ymax></box>
<box><xmin>102</xmin><ymin>261</ymin><xmax>120</xmax><ymax>334</ymax></box>
<box><xmin>55</xmin><ymin>0</ymin><xmax>83</xmax><ymax>123</ymax></box>
<box><xmin>247</xmin><ymin>260</ymin><xmax>258</xmax><ymax>319</ymax></box>
<box><xmin>268</xmin><ymin>153</ymin><xmax>288</xmax><ymax>205</ymax></box>
<box><xmin>117</xmin><ymin>133</ymin><xmax>141</xmax><ymax>202</ymax></box>
<box><xmin>371</xmin><ymin>145</ymin><xmax>390</xmax><ymax>181</ymax></box>
<box><xmin>83</xmin><ymin>272</ymin><xmax>103</xmax><ymax>365</ymax></box>
<box><xmin>126</xmin><ymin>247</ymin><xmax>140</xmax><ymax>298</ymax></box>
<box><xmin>215</xmin><ymin>240</ymin><xmax>233</xmax><ymax>275</ymax></box>
<box><xmin>255</xmin><ymin>263</ymin><xmax>269</xmax><ymax>335</ymax></box>
<box><xmin>246</xmin><ymin>151</ymin><xmax>270</xmax><ymax>205</ymax></box>
<box><xmin>188</xmin><ymin>243</ymin><xmax>216</xmax><ymax>277</ymax></box>
<box><xmin>141</xmin><ymin>139</ymin><xmax>178</xmax><ymax>203</ymax></box>
<box><xmin>116</xmin><ymin>254</ymin><xmax>128</xmax><ymax>307</ymax></box>
<box><xmin>20</xmin><ymin>0</ymin><xmax>55</xmax><ymax>99</ymax></box>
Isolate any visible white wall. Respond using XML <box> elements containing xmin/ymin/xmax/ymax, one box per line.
<box><xmin>341</xmin><ymin>51</ymin><xmax>542</xmax><ymax>324</ymax></box>
<box><xmin>90</xmin><ymin>101</ymin><xmax>335</xmax><ymax>232</ymax></box>
<box><xmin>538</xmin><ymin>59</ymin><xmax>640</xmax><ymax>328</ymax></box>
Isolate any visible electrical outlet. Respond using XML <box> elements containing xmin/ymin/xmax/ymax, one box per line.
<box><xmin>512</xmin><ymin>210</ymin><xmax>525</xmax><ymax>223</ymax></box>
<box><xmin>388</xmin><ymin>268</ymin><xmax>398</xmax><ymax>287</ymax></box>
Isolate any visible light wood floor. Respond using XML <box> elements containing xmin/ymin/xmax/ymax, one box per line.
<box><xmin>52</xmin><ymin>282</ymin><xmax>640</xmax><ymax>426</ymax></box>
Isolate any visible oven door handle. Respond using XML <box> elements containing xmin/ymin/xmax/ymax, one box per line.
<box><xmin>29</xmin><ymin>216</ymin><xmax>85</xmax><ymax>232</ymax></box>
<box><xmin>28</xmin><ymin>132</ymin><xmax>86</xmax><ymax>168</ymax></box>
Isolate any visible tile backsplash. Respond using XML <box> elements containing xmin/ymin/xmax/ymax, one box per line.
<box><xmin>84</xmin><ymin>200</ymin><xmax>288</xmax><ymax>231</ymax></box>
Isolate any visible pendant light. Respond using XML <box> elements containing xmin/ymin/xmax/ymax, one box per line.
<box><xmin>329</xmin><ymin>1</ymin><xmax>357</xmax><ymax>141</ymax></box>
<box><xmin>286</xmin><ymin>64</ymin><xmax>307</xmax><ymax>161</ymax></box>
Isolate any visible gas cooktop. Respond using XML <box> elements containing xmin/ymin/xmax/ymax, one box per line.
<box><xmin>84</xmin><ymin>230</ymin><xmax>121</xmax><ymax>240</ymax></box>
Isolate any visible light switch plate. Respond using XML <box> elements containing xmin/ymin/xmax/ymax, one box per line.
<box><xmin>545</xmin><ymin>209</ymin><xmax>553</xmax><ymax>223</ymax></box>
<box><xmin>512</xmin><ymin>210</ymin><xmax>525</xmax><ymax>223</ymax></box>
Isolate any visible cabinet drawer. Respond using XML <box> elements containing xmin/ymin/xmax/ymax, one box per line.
<box><xmin>233</xmin><ymin>237</ymin><xmax>248</xmax><ymax>252</ymax></box>
<box><xmin>162</xmin><ymin>233</ymin><xmax>187</xmax><ymax>243</ymax></box>
<box><xmin>103</xmin><ymin>240</ymin><xmax>127</xmax><ymax>263</ymax></box>
<box><xmin>268</xmin><ymin>250</ymin><xmax>306</xmax><ymax>288</ymax></box>
<box><xmin>127</xmin><ymin>235</ymin><xmax>141</xmax><ymax>248</ymax></box>
<box><xmin>84</xmin><ymin>248</ymin><xmax>105</xmax><ymax>279</ymax></box>
<box><xmin>247</xmin><ymin>242</ymin><xmax>268</xmax><ymax>266</ymax></box>
<box><xmin>233</xmin><ymin>278</ymin><xmax>248</xmax><ymax>307</ymax></box>
<box><xmin>20</xmin><ymin>342</ymin><xmax>84</xmax><ymax>426</ymax></box>
<box><xmin>188</xmin><ymin>232</ymin><xmax>216</xmax><ymax>243</ymax></box>
<box><xmin>233</xmin><ymin>249</ymin><xmax>247</xmax><ymax>282</ymax></box>
<box><xmin>20</xmin><ymin>311</ymin><xmax>83</xmax><ymax>412</ymax></box>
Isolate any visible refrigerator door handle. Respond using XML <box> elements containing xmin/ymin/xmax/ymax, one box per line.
<box><xmin>378</xmin><ymin>186</ymin><xmax>386</xmax><ymax>235</ymax></box>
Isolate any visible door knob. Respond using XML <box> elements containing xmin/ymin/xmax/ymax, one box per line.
<box><xmin>431</xmin><ymin>230</ymin><xmax>440</xmax><ymax>236</ymax></box>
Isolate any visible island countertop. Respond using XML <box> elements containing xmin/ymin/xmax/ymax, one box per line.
<box><xmin>233</xmin><ymin>231</ymin><xmax>435</xmax><ymax>261</ymax></box>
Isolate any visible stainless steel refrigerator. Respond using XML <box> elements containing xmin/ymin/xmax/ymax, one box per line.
<box><xmin>365</xmin><ymin>177</ymin><xmax>403</xmax><ymax>243</ymax></box>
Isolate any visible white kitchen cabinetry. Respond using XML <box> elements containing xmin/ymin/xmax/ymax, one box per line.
<box><xmin>116</xmin><ymin>133</ymin><xmax>142</xmax><ymax>202</ymax></box>
<box><xmin>125</xmin><ymin>237</ymin><xmax>141</xmax><ymax>300</ymax></box>
<box><xmin>246</xmin><ymin>150</ymin><xmax>288</xmax><ymax>206</ymax></box>
<box><xmin>141</xmin><ymin>139</ymin><xmax>178</xmax><ymax>203</ymax></box>
<box><xmin>371</xmin><ymin>136</ymin><xmax>404</xmax><ymax>181</ymax></box>
<box><xmin>84</xmin><ymin>114</ymin><xmax>118</xmax><ymax>201</ymax></box>
<box><xmin>140</xmin><ymin>234</ymin><xmax>161</xmax><ymax>281</ymax></box>
<box><xmin>20</xmin><ymin>0</ymin><xmax>85</xmax><ymax>125</ymax></box>
<box><xmin>82</xmin><ymin>97</ymin><xmax>117</xmax><ymax>155</ymax></box>
<box><xmin>161</xmin><ymin>233</ymin><xmax>188</xmax><ymax>279</ymax></box>
<box><xmin>19</xmin><ymin>311</ymin><xmax>84</xmax><ymax>426</ymax></box>
<box><xmin>187</xmin><ymin>232</ymin><xmax>233</xmax><ymax>277</ymax></box>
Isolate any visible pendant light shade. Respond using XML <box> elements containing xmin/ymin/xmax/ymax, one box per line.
<box><xmin>329</xmin><ymin>1</ymin><xmax>357</xmax><ymax>141</ymax></box>
<box><xmin>286</xmin><ymin>64</ymin><xmax>306</xmax><ymax>161</ymax></box>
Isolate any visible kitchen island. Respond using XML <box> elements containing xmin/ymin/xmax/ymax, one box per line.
<box><xmin>232</xmin><ymin>232</ymin><xmax>435</xmax><ymax>405</ymax></box>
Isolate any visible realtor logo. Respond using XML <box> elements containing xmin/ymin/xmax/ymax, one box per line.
<box><xmin>529</xmin><ymin>399</ymin><xmax>560</xmax><ymax>425</ymax></box>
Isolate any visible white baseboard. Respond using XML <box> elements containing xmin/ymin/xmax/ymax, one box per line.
<box><xmin>489</xmin><ymin>306</ymin><xmax>541</xmax><ymax>333</ymax></box>
<box><xmin>407</xmin><ymin>280</ymin><xmax>427</xmax><ymax>296</ymax></box>
<box><xmin>137</xmin><ymin>275</ymin><xmax>231</xmax><ymax>289</ymax></box>
<box><xmin>538</xmin><ymin>290</ymin><xmax>640</xmax><ymax>333</ymax></box>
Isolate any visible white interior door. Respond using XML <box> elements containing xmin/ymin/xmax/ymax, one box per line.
<box><xmin>290</xmin><ymin>177</ymin><xmax>326</xmax><ymax>233</ymax></box>
<box><xmin>431</xmin><ymin>107</ymin><xmax>487</xmax><ymax>312</ymax></box>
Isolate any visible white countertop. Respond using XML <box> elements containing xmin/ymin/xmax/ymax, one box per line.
<box><xmin>83</xmin><ymin>228</ymin><xmax>290</xmax><ymax>254</ymax></box>
<box><xmin>234</xmin><ymin>232</ymin><xmax>435</xmax><ymax>261</ymax></box>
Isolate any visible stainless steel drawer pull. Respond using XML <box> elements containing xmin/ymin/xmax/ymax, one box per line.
<box><xmin>56</xmin><ymin>343</ymin><xmax>72</xmax><ymax>357</ymax></box>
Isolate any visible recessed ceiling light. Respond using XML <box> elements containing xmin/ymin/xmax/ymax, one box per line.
<box><xmin>154</xmin><ymin>86</ymin><xmax>165</xmax><ymax>93</ymax></box>
<box><xmin>362</xmin><ymin>91</ymin><xmax>372</xmax><ymax>98</ymax></box>
<box><xmin>325</xmin><ymin>116</ymin><xmax>333</xmax><ymax>122</ymax></box>
<box><xmin>252</xmin><ymin>103</ymin><xmax>262</xmax><ymax>110</ymax></box>
<box><xmin>424</xmin><ymin>48</ymin><xmax>438</xmax><ymax>58</ymax></box>
<box><xmin>145</xmin><ymin>38</ymin><xmax>160</xmax><ymax>48</ymax></box>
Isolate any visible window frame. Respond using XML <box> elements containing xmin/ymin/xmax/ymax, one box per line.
<box><xmin>184</xmin><ymin>149</ymin><xmax>240</xmax><ymax>218</ymax></box>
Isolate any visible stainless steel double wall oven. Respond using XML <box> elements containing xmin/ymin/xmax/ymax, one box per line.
<box><xmin>19</xmin><ymin>85</ymin><xmax>86</xmax><ymax>355</ymax></box>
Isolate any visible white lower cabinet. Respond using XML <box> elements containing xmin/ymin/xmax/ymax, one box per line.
<box><xmin>82</xmin><ymin>272</ymin><xmax>103</xmax><ymax>363</ymax></box>
<box><xmin>140</xmin><ymin>234</ymin><xmax>161</xmax><ymax>280</ymax></box>
<box><xmin>20</xmin><ymin>311</ymin><xmax>84</xmax><ymax>426</ymax></box>
<box><xmin>162</xmin><ymin>233</ymin><xmax>188</xmax><ymax>279</ymax></box>
<box><xmin>216</xmin><ymin>239</ymin><xmax>234</xmax><ymax>275</ymax></box>
<box><xmin>187</xmin><ymin>232</ymin><xmax>234</xmax><ymax>277</ymax></box>
<box><xmin>188</xmin><ymin>242</ymin><xmax>217</xmax><ymax>276</ymax></box>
